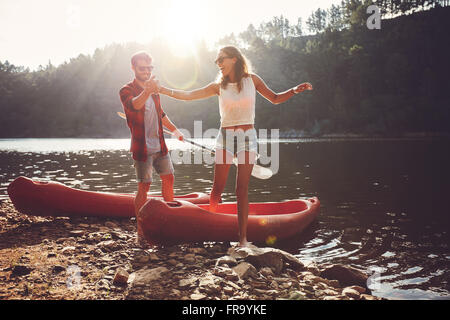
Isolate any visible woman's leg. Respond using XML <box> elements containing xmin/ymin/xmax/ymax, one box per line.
<box><xmin>210</xmin><ymin>148</ymin><xmax>232</xmax><ymax>212</ymax></box>
<box><xmin>235</xmin><ymin>151</ymin><xmax>257</xmax><ymax>246</ymax></box>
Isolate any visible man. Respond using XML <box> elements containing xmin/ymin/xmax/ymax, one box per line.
<box><xmin>119</xmin><ymin>51</ymin><xmax>183</xmax><ymax>246</ymax></box>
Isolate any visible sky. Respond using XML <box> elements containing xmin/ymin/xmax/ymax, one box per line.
<box><xmin>0</xmin><ymin>0</ymin><xmax>342</xmax><ymax>70</ymax></box>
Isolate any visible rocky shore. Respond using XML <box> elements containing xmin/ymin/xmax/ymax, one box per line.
<box><xmin>0</xmin><ymin>199</ymin><xmax>382</xmax><ymax>300</ymax></box>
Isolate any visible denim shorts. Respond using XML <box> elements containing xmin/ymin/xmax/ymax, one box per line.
<box><xmin>134</xmin><ymin>152</ymin><xmax>174</xmax><ymax>183</ymax></box>
<box><xmin>215</xmin><ymin>127</ymin><xmax>258</xmax><ymax>156</ymax></box>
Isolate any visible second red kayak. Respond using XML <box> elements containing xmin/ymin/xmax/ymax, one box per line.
<box><xmin>7</xmin><ymin>176</ymin><xmax>211</xmax><ymax>218</ymax></box>
<box><xmin>138</xmin><ymin>197</ymin><xmax>320</xmax><ymax>244</ymax></box>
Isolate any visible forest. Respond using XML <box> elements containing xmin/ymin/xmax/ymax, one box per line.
<box><xmin>0</xmin><ymin>0</ymin><xmax>449</xmax><ymax>138</ymax></box>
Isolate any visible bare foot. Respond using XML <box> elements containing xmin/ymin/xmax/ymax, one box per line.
<box><xmin>135</xmin><ymin>234</ymin><xmax>150</xmax><ymax>249</ymax></box>
<box><xmin>237</xmin><ymin>240</ymin><xmax>256</xmax><ymax>248</ymax></box>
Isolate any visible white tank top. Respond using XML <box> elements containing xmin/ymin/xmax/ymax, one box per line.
<box><xmin>218</xmin><ymin>76</ymin><xmax>255</xmax><ymax>127</ymax></box>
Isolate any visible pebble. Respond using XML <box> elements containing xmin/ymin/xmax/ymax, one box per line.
<box><xmin>342</xmin><ymin>287</ymin><xmax>361</xmax><ymax>299</ymax></box>
<box><xmin>61</xmin><ymin>246</ymin><xmax>76</xmax><ymax>255</ymax></box>
<box><xmin>11</xmin><ymin>265</ymin><xmax>34</xmax><ymax>277</ymax></box>
<box><xmin>52</xmin><ymin>265</ymin><xmax>66</xmax><ymax>274</ymax></box>
<box><xmin>232</xmin><ymin>262</ymin><xmax>258</xmax><ymax>280</ymax></box>
<box><xmin>190</xmin><ymin>293</ymin><xmax>206</xmax><ymax>300</ymax></box>
<box><xmin>113</xmin><ymin>268</ymin><xmax>129</xmax><ymax>286</ymax></box>
<box><xmin>215</xmin><ymin>255</ymin><xmax>238</xmax><ymax>267</ymax></box>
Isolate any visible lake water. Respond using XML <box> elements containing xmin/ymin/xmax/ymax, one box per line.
<box><xmin>0</xmin><ymin>138</ymin><xmax>449</xmax><ymax>300</ymax></box>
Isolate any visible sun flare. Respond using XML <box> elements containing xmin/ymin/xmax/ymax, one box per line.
<box><xmin>160</xmin><ymin>0</ymin><xmax>206</xmax><ymax>56</ymax></box>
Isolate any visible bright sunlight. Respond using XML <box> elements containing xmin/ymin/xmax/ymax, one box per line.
<box><xmin>159</xmin><ymin>0</ymin><xmax>206</xmax><ymax>56</ymax></box>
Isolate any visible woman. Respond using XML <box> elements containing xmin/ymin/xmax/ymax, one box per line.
<box><xmin>158</xmin><ymin>46</ymin><xmax>312</xmax><ymax>247</ymax></box>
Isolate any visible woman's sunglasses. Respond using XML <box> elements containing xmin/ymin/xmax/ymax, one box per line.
<box><xmin>215</xmin><ymin>56</ymin><xmax>231</xmax><ymax>64</ymax></box>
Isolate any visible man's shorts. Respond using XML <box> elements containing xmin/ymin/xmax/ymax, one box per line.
<box><xmin>134</xmin><ymin>152</ymin><xmax>174</xmax><ymax>184</ymax></box>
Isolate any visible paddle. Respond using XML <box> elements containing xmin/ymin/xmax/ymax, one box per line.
<box><xmin>117</xmin><ymin>111</ymin><xmax>273</xmax><ymax>179</ymax></box>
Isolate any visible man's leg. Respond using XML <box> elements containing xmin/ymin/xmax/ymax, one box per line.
<box><xmin>161</xmin><ymin>173</ymin><xmax>174</xmax><ymax>201</ymax></box>
<box><xmin>153</xmin><ymin>153</ymin><xmax>175</xmax><ymax>202</ymax></box>
<box><xmin>135</xmin><ymin>182</ymin><xmax>150</xmax><ymax>243</ymax></box>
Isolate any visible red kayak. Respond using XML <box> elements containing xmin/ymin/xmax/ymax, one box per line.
<box><xmin>138</xmin><ymin>197</ymin><xmax>320</xmax><ymax>245</ymax></box>
<box><xmin>7</xmin><ymin>176</ymin><xmax>210</xmax><ymax>218</ymax></box>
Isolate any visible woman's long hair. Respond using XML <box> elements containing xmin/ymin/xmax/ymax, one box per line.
<box><xmin>217</xmin><ymin>46</ymin><xmax>252</xmax><ymax>93</ymax></box>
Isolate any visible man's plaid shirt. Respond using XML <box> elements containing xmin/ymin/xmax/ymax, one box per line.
<box><xmin>119</xmin><ymin>79</ymin><xmax>168</xmax><ymax>162</ymax></box>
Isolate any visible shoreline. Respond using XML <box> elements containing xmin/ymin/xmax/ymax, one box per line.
<box><xmin>1</xmin><ymin>131</ymin><xmax>449</xmax><ymax>140</ymax></box>
<box><xmin>0</xmin><ymin>199</ymin><xmax>382</xmax><ymax>301</ymax></box>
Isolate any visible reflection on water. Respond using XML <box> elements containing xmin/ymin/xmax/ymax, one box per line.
<box><xmin>0</xmin><ymin>138</ymin><xmax>449</xmax><ymax>300</ymax></box>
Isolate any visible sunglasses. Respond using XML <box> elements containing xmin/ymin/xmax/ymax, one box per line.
<box><xmin>137</xmin><ymin>66</ymin><xmax>154</xmax><ymax>72</ymax></box>
<box><xmin>215</xmin><ymin>56</ymin><xmax>231</xmax><ymax>64</ymax></box>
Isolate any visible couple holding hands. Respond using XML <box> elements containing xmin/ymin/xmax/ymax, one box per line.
<box><xmin>119</xmin><ymin>46</ymin><xmax>312</xmax><ymax>247</ymax></box>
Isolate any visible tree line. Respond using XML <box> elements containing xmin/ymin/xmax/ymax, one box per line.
<box><xmin>0</xmin><ymin>1</ymin><xmax>449</xmax><ymax>138</ymax></box>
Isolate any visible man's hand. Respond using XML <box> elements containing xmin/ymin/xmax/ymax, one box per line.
<box><xmin>172</xmin><ymin>129</ymin><xmax>184</xmax><ymax>141</ymax></box>
<box><xmin>294</xmin><ymin>82</ymin><xmax>313</xmax><ymax>93</ymax></box>
<box><xmin>144</xmin><ymin>75</ymin><xmax>159</xmax><ymax>94</ymax></box>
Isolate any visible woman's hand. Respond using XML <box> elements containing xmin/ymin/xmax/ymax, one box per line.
<box><xmin>144</xmin><ymin>76</ymin><xmax>160</xmax><ymax>93</ymax></box>
<box><xmin>293</xmin><ymin>82</ymin><xmax>313</xmax><ymax>93</ymax></box>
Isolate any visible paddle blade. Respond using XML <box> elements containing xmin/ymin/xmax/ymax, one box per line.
<box><xmin>117</xmin><ymin>111</ymin><xmax>126</xmax><ymax>119</ymax></box>
<box><xmin>251</xmin><ymin>164</ymin><xmax>273</xmax><ymax>179</ymax></box>
<box><xmin>232</xmin><ymin>157</ymin><xmax>273</xmax><ymax>179</ymax></box>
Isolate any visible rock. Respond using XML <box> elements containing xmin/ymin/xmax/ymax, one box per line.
<box><xmin>323</xmin><ymin>296</ymin><xmax>340</xmax><ymax>300</ymax></box>
<box><xmin>215</xmin><ymin>255</ymin><xmax>238</xmax><ymax>267</ymax></box>
<box><xmin>97</xmin><ymin>240</ymin><xmax>121</xmax><ymax>252</ymax></box>
<box><xmin>321</xmin><ymin>289</ymin><xmax>339</xmax><ymax>296</ymax></box>
<box><xmin>232</xmin><ymin>262</ymin><xmax>257</xmax><ymax>280</ymax></box>
<box><xmin>11</xmin><ymin>264</ymin><xmax>33</xmax><ymax>276</ymax></box>
<box><xmin>95</xmin><ymin>279</ymin><xmax>110</xmax><ymax>291</ymax></box>
<box><xmin>113</xmin><ymin>268</ymin><xmax>129</xmax><ymax>286</ymax></box>
<box><xmin>281</xmin><ymin>282</ymin><xmax>293</xmax><ymax>289</ymax></box>
<box><xmin>183</xmin><ymin>254</ymin><xmax>196</xmax><ymax>264</ymax></box>
<box><xmin>190</xmin><ymin>293</ymin><xmax>206</xmax><ymax>300</ymax></box>
<box><xmin>303</xmin><ymin>261</ymin><xmax>321</xmax><ymax>276</ymax></box>
<box><xmin>228</xmin><ymin>246</ymin><xmax>304</xmax><ymax>274</ymax></box>
<box><xmin>47</xmin><ymin>252</ymin><xmax>57</xmax><ymax>258</ymax></box>
<box><xmin>213</xmin><ymin>266</ymin><xmax>239</xmax><ymax>281</ymax></box>
<box><xmin>179</xmin><ymin>277</ymin><xmax>198</xmax><ymax>288</ymax></box>
<box><xmin>223</xmin><ymin>286</ymin><xmax>234</xmax><ymax>295</ymax></box>
<box><xmin>198</xmin><ymin>274</ymin><xmax>222</xmax><ymax>294</ymax></box>
<box><xmin>188</xmin><ymin>247</ymin><xmax>209</xmax><ymax>256</ymax></box>
<box><xmin>136</xmin><ymin>255</ymin><xmax>151</xmax><ymax>264</ymax></box>
<box><xmin>320</xmin><ymin>264</ymin><xmax>369</xmax><ymax>289</ymax></box>
<box><xmin>61</xmin><ymin>246</ymin><xmax>76</xmax><ymax>255</ymax></box>
<box><xmin>56</xmin><ymin>237</ymin><xmax>75</xmax><ymax>244</ymax></box>
<box><xmin>110</xmin><ymin>231</ymin><xmax>128</xmax><ymax>241</ymax></box>
<box><xmin>105</xmin><ymin>221</ymin><xmax>118</xmax><ymax>228</ymax></box>
<box><xmin>361</xmin><ymin>294</ymin><xmax>378</xmax><ymax>300</ymax></box>
<box><xmin>165</xmin><ymin>259</ymin><xmax>176</xmax><ymax>266</ymax></box>
<box><xmin>69</xmin><ymin>230</ymin><xmax>86</xmax><ymax>236</ymax></box>
<box><xmin>52</xmin><ymin>265</ymin><xmax>66</xmax><ymax>274</ymax></box>
<box><xmin>342</xmin><ymin>287</ymin><xmax>361</xmax><ymax>299</ymax></box>
<box><xmin>347</xmin><ymin>285</ymin><xmax>366</xmax><ymax>294</ymax></box>
<box><xmin>148</xmin><ymin>253</ymin><xmax>160</xmax><ymax>262</ymax></box>
<box><xmin>171</xmin><ymin>289</ymin><xmax>181</xmax><ymax>296</ymax></box>
<box><xmin>260</xmin><ymin>267</ymin><xmax>275</xmax><ymax>278</ymax></box>
<box><xmin>289</xmin><ymin>291</ymin><xmax>307</xmax><ymax>300</ymax></box>
<box><xmin>303</xmin><ymin>274</ymin><xmax>328</xmax><ymax>285</ymax></box>
<box><xmin>328</xmin><ymin>280</ymin><xmax>340</xmax><ymax>288</ymax></box>
<box><xmin>132</xmin><ymin>267</ymin><xmax>169</xmax><ymax>287</ymax></box>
